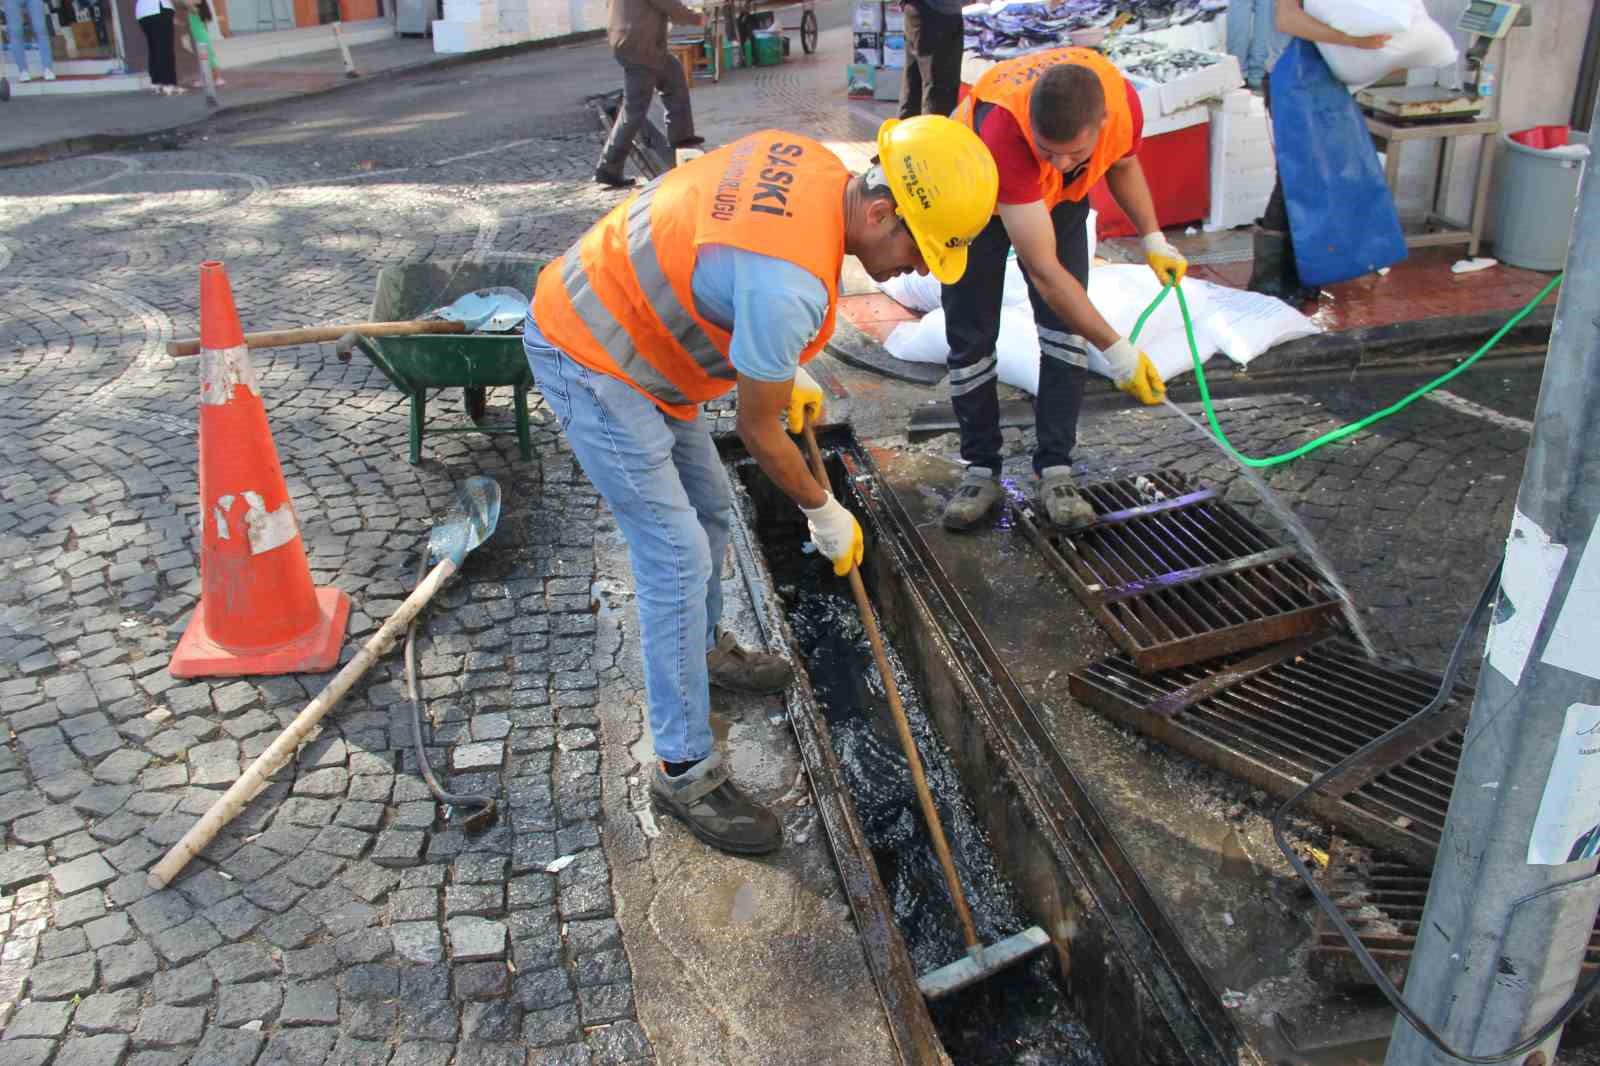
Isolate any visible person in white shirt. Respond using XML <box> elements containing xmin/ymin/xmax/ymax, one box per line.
<box><xmin>135</xmin><ymin>0</ymin><xmax>184</xmax><ymax>94</ymax></box>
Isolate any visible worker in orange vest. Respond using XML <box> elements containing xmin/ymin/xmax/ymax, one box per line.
<box><xmin>941</xmin><ymin>48</ymin><xmax>1188</xmax><ymax>534</ymax></box>
<box><xmin>527</xmin><ymin>117</ymin><xmax>999</xmax><ymax>855</ymax></box>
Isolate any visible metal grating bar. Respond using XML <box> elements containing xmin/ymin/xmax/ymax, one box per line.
<box><xmin>1309</xmin><ymin>839</ymin><xmax>1600</xmax><ymax>991</ymax></box>
<box><xmin>1068</xmin><ymin>639</ymin><xmax>1472</xmax><ymax>868</ymax></box>
<box><xmin>1020</xmin><ymin>470</ymin><xmax>1343</xmax><ymax>671</ymax></box>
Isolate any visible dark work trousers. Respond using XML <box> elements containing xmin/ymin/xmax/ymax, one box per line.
<box><xmin>598</xmin><ymin>53</ymin><xmax>696</xmax><ymax>176</ymax></box>
<box><xmin>942</xmin><ymin>195</ymin><xmax>1092</xmax><ymax>476</ymax></box>
<box><xmin>1261</xmin><ymin>73</ymin><xmax>1289</xmax><ymax>231</ymax></box>
<box><xmin>139</xmin><ymin>8</ymin><xmax>178</xmax><ymax>88</ymax></box>
<box><xmin>897</xmin><ymin>3</ymin><xmax>964</xmax><ymax>119</ymax></box>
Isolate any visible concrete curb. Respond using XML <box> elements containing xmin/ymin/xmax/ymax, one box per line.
<box><xmin>0</xmin><ymin>29</ymin><xmax>604</xmax><ymax>169</ymax></box>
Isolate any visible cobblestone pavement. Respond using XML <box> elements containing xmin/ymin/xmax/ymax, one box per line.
<box><xmin>0</xmin><ymin>6</ymin><xmax>1554</xmax><ymax>1064</ymax></box>
<box><xmin>0</xmin><ymin>21</ymin><xmax>889</xmax><ymax>1062</ymax></box>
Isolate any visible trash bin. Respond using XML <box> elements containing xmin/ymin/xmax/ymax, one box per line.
<box><xmin>753</xmin><ymin>31</ymin><xmax>783</xmax><ymax>66</ymax></box>
<box><xmin>1493</xmin><ymin>126</ymin><xmax>1590</xmax><ymax>271</ymax></box>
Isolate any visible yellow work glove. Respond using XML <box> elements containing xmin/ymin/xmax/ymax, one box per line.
<box><xmin>786</xmin><ymin>365</ymin><xmax>824</xmax><ymax>435</ymax></box>
<box><xmin>801</xmin><ymin>492</ymin><xmax>864</xmax><ymax>576</ymax></box>
<box><xmin>1101</xmin><ymin>338</ymin><xmax>1167</xmax><ymax>406</ymax></box>
<box><xmin>1142</xmin><ymin>232</ymin><xmax>1188</xmax><ymax>286</ymax></box>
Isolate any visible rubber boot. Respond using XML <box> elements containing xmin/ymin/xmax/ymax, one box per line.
<box><xmin>1247</xmin><ymin>228</ymin><xmax>1319</xmax><ymax>307</ymax></box>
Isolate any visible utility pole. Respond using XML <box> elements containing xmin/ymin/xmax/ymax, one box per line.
<box><xmin>1385</xmin><ymin>88</ymin><xmax>1600</xmax><ymax>1065</ymax></box>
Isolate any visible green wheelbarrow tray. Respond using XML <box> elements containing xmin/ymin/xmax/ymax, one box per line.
<box><xmin>351</xmin><ymin>261</ymin><xmax>543</xmax><ymax>464</ymax></box>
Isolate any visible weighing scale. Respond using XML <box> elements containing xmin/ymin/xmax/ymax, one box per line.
<box><xmin>1356</xmin><ymin>0</ymin><xmax>1528</xmax><ymax>124</ymax></box>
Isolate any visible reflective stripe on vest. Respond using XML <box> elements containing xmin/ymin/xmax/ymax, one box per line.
<box><xmin>534</xmin><ymin>131</ymin><xmax>849</xmax><ymax>419</ymax></box>
<box><xmin>955</xmin><ymin>48</ymin><xmax>1134</xmax><ymax>209</ymax></box>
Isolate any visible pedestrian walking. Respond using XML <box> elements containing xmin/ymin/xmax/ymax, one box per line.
<box><xmin>182</xmin><ymin>0</ymin><xmax>224</xmax><ymax>87</ymax></box>
<box><xmin>897</xmin><ymin>0</ymin><xmax>963</xmax><ymax>120</ymax></box>
<box><xmin>595</xmin><ymin>0</ymin><xmax>706</xmax><ymax>188</ymax></box>
<box><xmin>941</xmin><ymin>48</ymin><xmax>1183</xmax><ymax>534</ymax></box>
<box><xmin>1247</xmin><ymin>0</ymin><xmax>1390</xmax><ymax>303</ymax></box>
<box><xmin>136</xmin><ymin>0</ymin><xmax>183</xmax><ymax>94</ymax></box>
<box><xmin>2</xmin><ymin>0</ymin><xmax>55</xmax><ymax>82</ymax></box>
<box><xmin>527</xmin><ymin>117</ymin><xmax>998</xmax><ymax>854</ymax></box>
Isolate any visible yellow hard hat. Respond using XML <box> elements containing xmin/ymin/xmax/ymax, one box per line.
<box><xmin>876</xmin><ymin>116</ymin><xmax>999</xmax><ymax>285</ymax></box>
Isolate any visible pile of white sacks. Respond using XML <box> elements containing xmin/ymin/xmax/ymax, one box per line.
<box><xmin>878</xmin><ymin>215</ymin><xmax>1323</xmax><ymax>395</ymax></box>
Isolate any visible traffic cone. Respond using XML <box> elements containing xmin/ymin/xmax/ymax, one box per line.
<box><xmin>169</xmin><ymin>261</ymin><xmax>350</xmax><ymax>678</ymax></box>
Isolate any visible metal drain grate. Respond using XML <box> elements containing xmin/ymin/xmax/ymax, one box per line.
<box><xmin>1309</xmin><ymin>839</ymin><xmax>1600</xmax><ymax>989</ymax></box>
<box><xmin>1068</xmin><ymin>639</ymin><xmax>1471</xmax><ymax>867</ymax></box>
<box><xmin>1018</xmin><ymin>470</ymin><xmax>1343</xmax><ymax>671</ymax></box>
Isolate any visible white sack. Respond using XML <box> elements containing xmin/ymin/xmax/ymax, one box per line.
<box><xmin>877</xmin><ymin>209</ymin><xmax>1096</xmax><ymax>314</ymax></box>
<box><xmin>883</xmin><ymin>263</ymin><xmax>1321</xmax><ymax>394</ymax></box>
<box><xmin>1315</xmin><ymin>0</ymin><xmax>1457</xmax><ymax>91</ymax></box>
<box><xmin>1302</xmin><ymin>0</ymin><xmax>1411</xmax><ymax>38</ymax></box>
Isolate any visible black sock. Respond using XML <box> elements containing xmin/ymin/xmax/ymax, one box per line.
<box><xmin>663</xmin><ymin>759</ymin><xmax>702</xmax><ymax>778</ymax></box>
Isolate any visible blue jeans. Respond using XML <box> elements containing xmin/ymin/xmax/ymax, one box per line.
<box><xmin>1226</xmin><ymin>0</ymin><xmax>1283</xmax><ymax>87</ymax></box>
<box><xmin>3</xmin><ymin>0</ymin><xmax>54</xmax><ymax>75</ymax></box>
<box><xmin>524</xmin><ymin>330</ymin><xmax>727</xmax><ymax>764</ymax></box>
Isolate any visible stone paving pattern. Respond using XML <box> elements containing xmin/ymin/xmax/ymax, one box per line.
<box><xmin>0</xmin><ymin>11</ymin><xmax>1552</xmax><ymax>1065</ymax></box>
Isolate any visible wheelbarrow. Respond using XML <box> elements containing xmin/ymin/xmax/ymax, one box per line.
<box><xmin>347</xmin><ymin>261</ymin><xmax>542</xmax><ymax>465</ymax></box>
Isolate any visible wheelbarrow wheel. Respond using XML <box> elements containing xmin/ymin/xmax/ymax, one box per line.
<box><xmin>801</xmin><ymin>10</ymin><xmax>817</xmax><ymax>54</ymax></box>
<box><xmin>465</xmin><ymin>387</ymin><xmax>488</xmax><ymax>425</ymax></box>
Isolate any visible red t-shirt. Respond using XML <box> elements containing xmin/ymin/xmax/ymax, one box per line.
<box><xmin>979</xmin><ymin>80</ymin><xmax>1145</xmax><ymax>205</ymax></box>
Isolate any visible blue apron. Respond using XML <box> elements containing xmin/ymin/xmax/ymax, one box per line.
<box><xmin>1270</xmin><ymin>39</ymin><xmax>1407</xmax><ymax>286</ymax></box>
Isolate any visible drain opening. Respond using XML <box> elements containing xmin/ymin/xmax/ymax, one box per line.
<box><xmin>736</xmin><ymin>454</ymin><xmax>1102</xmax><ymax>1066</ymax></box>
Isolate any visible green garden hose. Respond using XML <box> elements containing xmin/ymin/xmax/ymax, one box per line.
<box><xmin>1128</xmin><ymin>272</ymin><xmax>1566</xmax><ymax>468</ymax></box>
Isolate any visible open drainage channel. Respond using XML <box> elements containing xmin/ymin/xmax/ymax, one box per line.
<box><xmin>721</xmin><ymin>427</ymin><xmax>1246</xmax><ymax>1066</ymax></box>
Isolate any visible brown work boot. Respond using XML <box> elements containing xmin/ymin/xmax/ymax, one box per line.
<box><xmin>1037</xmin><ymin>466</ymin><xmax>1096</xmax><ymax>531</ymax></box>
<box><xmin>651</xmin><ymin>752</ymin><xmax>783</xmax><ymax>855</ymax></box>
<box><xmin>706</xmin><ymin>630</ymin><xmax>793</xmax><ymax>695</ymax></box>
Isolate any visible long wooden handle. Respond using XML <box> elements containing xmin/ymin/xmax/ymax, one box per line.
<box><xmin>148</xmin><ymin>558</ymin><xmax>459</xmax><ymax>888</ymax></box>
<box><xmin>166</xmin><ymin>319</ymin><xmax>467</xmax><ymax>357</ymax></box>
<box><xmin>799</xmin><ymin>421</ymin><xmax>982</xmax><ymax>954</ymax></box>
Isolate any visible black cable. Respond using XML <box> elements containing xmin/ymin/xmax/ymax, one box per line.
<box><xmin>404</xmin><ymin>551</ymin><xmax>498</xmax><ymax>833</ymax></box>
<box><xmin>1274</xmin><ymin>557</ymin><xmax>1600</xmax><ymax>1063</ymax></box>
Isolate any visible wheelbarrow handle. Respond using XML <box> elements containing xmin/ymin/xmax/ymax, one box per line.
<box><xmin>166</xmin><ymin>319</ymin><xmax>467</xmax><ymax>357</ymax></box>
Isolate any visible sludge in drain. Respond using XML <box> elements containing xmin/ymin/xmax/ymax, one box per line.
<box><xmin>738</xmin><ymin>457</ymin><xmax>1102</xmax><ymax>1066</ymax></box>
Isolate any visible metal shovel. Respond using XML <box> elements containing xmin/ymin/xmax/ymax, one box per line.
<box><xmin>799</xmin><ymin>417</ymin><xmax>1051</xmax><ymax>1000</ymax></box>
<box><xmin>149</xmin><ymin>477</ymin><xmax>503</xmax><ymax>889</ymax></box>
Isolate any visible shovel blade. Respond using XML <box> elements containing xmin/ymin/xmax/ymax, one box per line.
<box><xmin>916</xmin><ymin>926</ymin><xmax>1052</xmax><ymax>1000</ymax></box>
<box><xmin>428</xmin><ymin>476</ymin><xmax>502</xmax><ymax>568</ymax></box>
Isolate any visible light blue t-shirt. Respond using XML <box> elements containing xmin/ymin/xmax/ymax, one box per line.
<box><xmin>525</xmin><ymin>244</ymin><xmax>828</xmax><ymax>384</ymax></box>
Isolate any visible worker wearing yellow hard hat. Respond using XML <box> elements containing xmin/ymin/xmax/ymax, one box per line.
<box><xmin>528</xmin><ymin>116</ymin><xmax>998</xmax><ymax>856</ymax></box>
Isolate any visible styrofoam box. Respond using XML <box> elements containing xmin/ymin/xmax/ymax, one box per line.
<box><xmin>1131</xmin><ymin>19</ymin><xmax>1225</xmax><ymax>54</ymax></box>
<box><xmin>1156</xmin><ymin>52</ymin><xmax>1243</xmax><ymax>115</ymax></box>
<box><xmin>961</xmin><ymin>53</ymin><xmax>997</xmax><ymax>84</ymax></box>
<box><xmin>1145</xmin><ymin>103</ymin><xmax>1207</xmax><ymax>137</ymax></box>
<box><xmin>1214</xmin><ymin>87</ymin><xmax>1265</xmax><ymax>115</ymax></box>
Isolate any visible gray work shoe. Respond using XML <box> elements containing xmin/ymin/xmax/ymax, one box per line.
<box><xmin>941</xmin><ymin>466</ymin><xmax>1003</xmax><ymax>532</ymax></box>
<box><xmin>706</xmin><ymin>630</ymin><xmax>793</xmax><ymax>694</ymax></box>
<box><xmin>650</xmin><ymin>751</ymin><xmax>783</xmax><ymax>855</ymax></box>
<box><xmin>1037</xmin><ymin>466</ymin><xmax>1097</xmax><ymax>531</ymax></box>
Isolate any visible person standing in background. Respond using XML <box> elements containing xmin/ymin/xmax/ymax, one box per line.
<box><xmin>595</xmin><ymin>0</ymin><xmax>706</xmax><ymax>188</ymax></box>
<box><xmin>897</xmin><ymin>0</ymin><xmax>964</xmax><ymax>119</ymax></box>
<box><xmin>1225</xmin><ymin>0</ymin><xmax>1285</xmax><ymax>90</ymax></box>
<box><xmin>3</xmin><ymin>0</ymin><xmax>56</xmax><ymax>82</ymax></box>
<box><xmin>183</xmin><ymin>0</ymin><xmax>224</xmax><ymax>87</ymax></box>
<box><xmin>136</xmin><ymin>0</ymin><xmax>182</xmax><ymax>94</ymax></box>
<box><xmin>1246</xmin><ymin>0</ymin><xmax>1389</xmax><ymax>302</ymax></box>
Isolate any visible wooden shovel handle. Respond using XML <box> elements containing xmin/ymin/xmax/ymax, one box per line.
<box><xmin>166</xmin><ymin>319</ymin><xmax>467</xmax><ymax>357</ymax></box>
<box><xmin>798</xmin><ymin>420</ymin><xmax>982</xmax><ymax>954</ymax></box>
<box><xmin>147</xmin><ymin>558</ymin><xmax>458</xmax><ymax>889</ymax></box>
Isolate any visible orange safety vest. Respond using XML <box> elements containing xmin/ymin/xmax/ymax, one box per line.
<box><xmin>954</xmin><ymin>48</ymin><xmax>1135</xmax><ymax>209</ymax></box>
<box><xmin>533</xmin><ymin>131</ymin><xmax>849</xmax><ymax>420</ymax></box>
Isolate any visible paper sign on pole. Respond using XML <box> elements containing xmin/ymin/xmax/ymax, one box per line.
<box><xmin>1528</xmin><ymin>704</ymin><xmax>1600</xmax><ymax>865</ymax></box>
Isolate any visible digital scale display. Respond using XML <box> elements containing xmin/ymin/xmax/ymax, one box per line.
<box><xmin>1458</xmin><ymin>0</ymin><xmax>1521</xmax><ymax>38</ymax></box>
